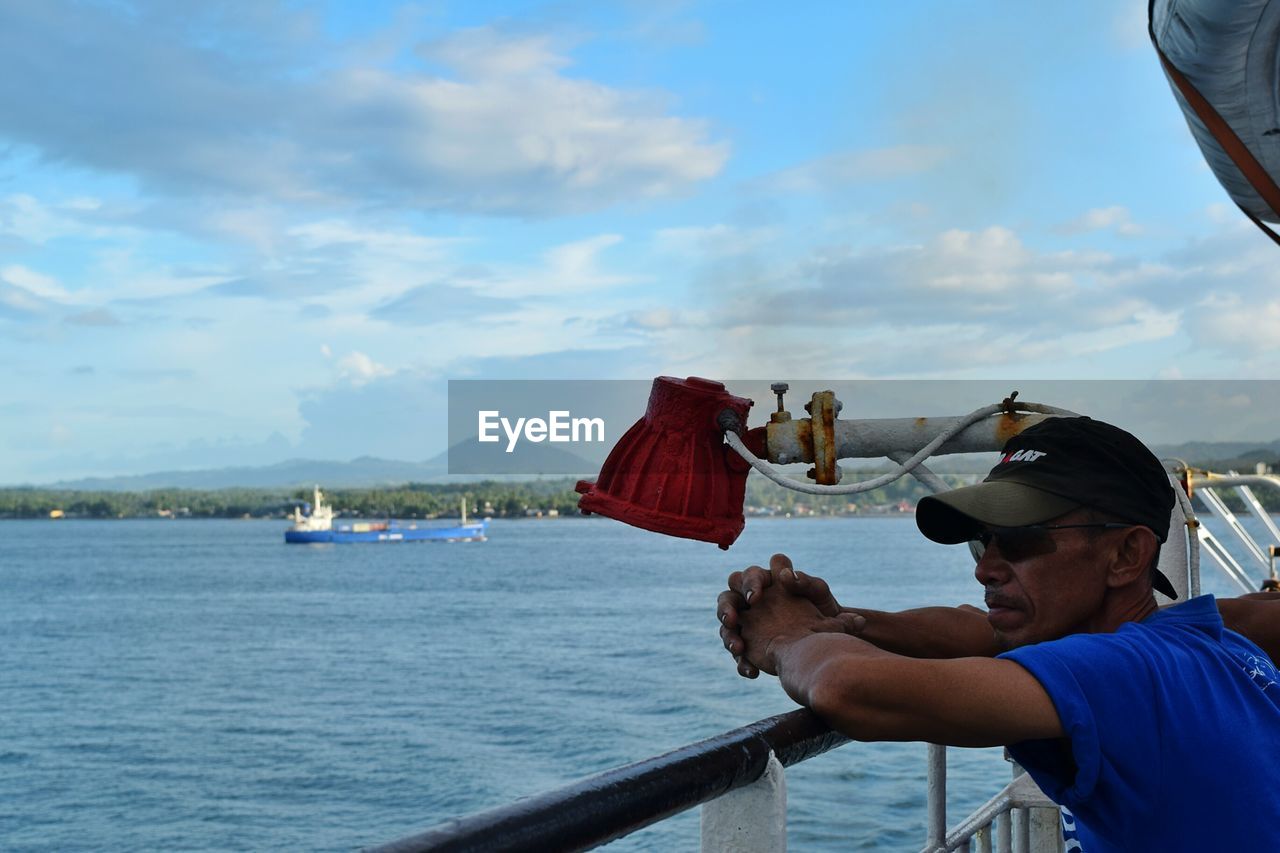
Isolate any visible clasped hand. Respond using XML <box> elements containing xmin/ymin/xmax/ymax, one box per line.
<box><xmin>717</xmin><ymin>553</ymin><xmax>863</xmax><ymax>677</ymax></box>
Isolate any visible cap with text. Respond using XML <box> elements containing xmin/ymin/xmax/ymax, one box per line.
<box><xmin>916</xmin><ymin>416</ymin><xmax>1178</xmax><ymax>598</ymax></box>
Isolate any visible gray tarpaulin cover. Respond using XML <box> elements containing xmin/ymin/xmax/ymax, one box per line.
<box><xmin>1152</xmin><ymin>0</ymin><xmax>1280</xmax><ymax>222</ymax></box>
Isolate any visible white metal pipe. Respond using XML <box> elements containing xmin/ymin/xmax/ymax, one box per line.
<box><xmin>767</xmin><ymin>413</ymin><xmax>1059</xmax><ymax>465</ymax></box>
<box><xmin>927</xmin><ymin>743</ymin><xmax>947</xmax><ymax>851</ymax></box>
<box><xmin>935</xmin><ymin>801</ymin><xmax>1009</xmax><ymax>852</ymax></box>
<box><xmin>1187</xmin><ymin>473</ymin><xmax>1280</xmax><ymax>492</ymax></box>
<box><xmin>1236</xmin><ymin>484</ymin><xmax>1280</xmax><ymax>547</ymax></box>
<box><xmin>832</xmin><ymin>414</ymin><xmax>1058</xmax><ymax>459</ymax></box>
<box><xmin>730</xmin><ymin>405</ymin><xmax>1074</xmax><ymax>497</ymax></box>
<box><xmin>889</xmin><ymin>451</ymin><xmax>952</xmax><ymax>496</ymax></box>
<box><xmin>1198</xmin><ymin>528</ymin><xmax>1256</xmax><ymax>594</ymax></box>
<box><xmin>1199</xmin><ymin>488</ymin><xmax>1270</xmax><ymax>570</ymax></box>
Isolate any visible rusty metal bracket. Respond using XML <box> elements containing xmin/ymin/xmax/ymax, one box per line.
<box><xmin>807</xmin><ymin>390</ymin><xmax>842</xmax><ymax>485</ymax></box>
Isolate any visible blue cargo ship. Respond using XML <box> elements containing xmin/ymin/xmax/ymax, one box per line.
<box><xmin>284</xmin><ymin>487</ymin><xmax>488</xmax><ymax>544</ymax></box>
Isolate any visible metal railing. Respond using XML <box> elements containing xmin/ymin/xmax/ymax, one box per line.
<box><xmin>366</xmin><ymin>709</ymin><xmax>847</xmax><ymax>852</ymax></box>
<box><xmin>366</xmin><ymin>458</ymin><xmax>1280</xmax><ymax>853</ymax></box>
<box><xmin>925</xmin><ymin>757</ymin><xmax>1063</xmax><ymax>853</ymax></box>
<box><xmin>1186</xmin><ymin>471</ymin><xmax>1280</xmax><ymax>593</ymax></box>
<box><xmin>365</xmin><ymin>714</ymin><xmax>1073</xmax><ymax>853</ymax></box>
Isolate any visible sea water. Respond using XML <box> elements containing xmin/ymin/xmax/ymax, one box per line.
<box><xmin>0</xmin><ymin>515</ymin><xmax>1254</xmax><ymax>851</ymax></box>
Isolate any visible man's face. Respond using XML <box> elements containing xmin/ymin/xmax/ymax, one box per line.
<box><xmin>974</xmin><ymin>510</ymin><xmax>1113</xmax><ymax>650</ymax></box>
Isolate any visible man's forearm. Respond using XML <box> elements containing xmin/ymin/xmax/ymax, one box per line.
<box><xmin>840</xmin><ymin>605</ymin><xmax>1000</xmax><ymax>659</ymax></box>
<box><xmin>771</xmin><ymin>632</ymin><xmax>894</xmax><ymax>721</ymax></box>
<box><xmin>770</xmin><ymin>632</ymin><xmax>1063</xmax><ymax>746</ymax></box>
<box><xmin>841</xmin><ymin>595</ymin><xmax>1280</xmax><ymax>663</ymax></box>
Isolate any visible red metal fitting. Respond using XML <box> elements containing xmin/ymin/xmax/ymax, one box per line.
<box><xmin>576</xmin><ymin>376</ymin><xmax>753</xmax><ymax>549</ymax></box>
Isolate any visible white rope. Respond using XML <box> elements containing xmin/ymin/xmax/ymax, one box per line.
<box><xmin>723</xmin><ymin>401</ymin><xmax>1079</xmax><ymax>496</ymax></box>
<box><xmin>1170</xmin><ymin>472</ymin><xmax>1202</xmax><ymax>598</ymax></box>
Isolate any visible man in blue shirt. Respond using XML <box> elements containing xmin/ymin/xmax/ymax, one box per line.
<box><xmin>722</xmin><ymin>417</ymin><xmax>1280</xmax><ymax>850</ymax></box>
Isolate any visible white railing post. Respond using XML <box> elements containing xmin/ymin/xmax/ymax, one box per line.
<box><xmin>700</xmin><ymin>751</ymin><xmax>787</xmax><ymax>853</ymax></box>
<box><xmin>997</xmin><ymin>812</ymin><xmax>1012</xmax><ymax>853</ymax></box>
<box><xmin>1028</xmin><ymin>807</ymin><xmax>1063</xmax><ymax>852</ymax></box>
<box><xmin>1015</xmin><ymin>808</ymin><xmax>1030</xmax><ymax>852</ymax></box>
<box><xmin>926</xmin><ymin>743</ymin><xmax>947</xmax><ymax>851</ymax></box>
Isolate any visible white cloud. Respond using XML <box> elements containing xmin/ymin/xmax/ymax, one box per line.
<box><xmin>1</xmin><ymin>265</ymin><xmax>72</xmax><ymax>302</ymax></box>
<box><xmin>1</xmin><ymin>8</ymin><xmax>728</xmax><ymax>216</ymax></box>
<box><xmin>923</xmin><ymin>227</ymin><xmax>1047</xmax><ymax>293</ymax></box>
<box><xmin>288</xmin><ymin>219</ymin><xmax>455</xmax><ymax>261</ymax></box>
<box><xmin>64</xmin><ymin>196</ymin><xmax>103</xmax><ymax>211</ymax></box>
<box><xmin>0</xmin><ymin>193</ymin><xmax>132</xmax><ymax>245</ymax></box>
<box><xmin>667</xmin><ymin>222</ymin><xmax>1187</xmax><ymax>377</ymax></box>
<box><xmin>205</xmin><ymin>207</ymin><xmax>289</xmax><ymax>257</ymax></box>
<box><xmin>654</xmin><ymin>224</ymin><xmax>777</xmax><ymax>258</ymax></box>
<box><xmin>0</xmin><ymin>283</ymin><xmax>50</xmax><ymax>318</ymax></box>
<box><xmin>762</xmin><ymin>145</ymin><xmax>950</xmax><ymax>193</ymax></box>
<box><xmin>1016</xmin><ymin>308</ymin><xmax>1180</xmax><ymax>359</ymax></box>
<box><xmin>470</xmin><ymin>234</ymin><xmax>635</xmax><ymax>299</ymax></box>
<box><xmin>1191</xmin><ymin>295</ymin><xmax>1280</xmax><ymax>357</ymax></box>
<box><xmin>335</xmin><ymin>350</ymin><xmax>393</xmax><ymax>385</ymax></box>
<box><xmin>65</xmin><ymin>308</ymin><xmax>123</xmax><ymax>327</ymax></box>
<box><xmin>614</xmin><ymin>307</ymin><xmax>686</xmax><ymax>330</ymax></box>
<box><xmin>1205</xmin><ymin>203</ymin><xmax>1237</xmax><ymax>225</ymax></box>
<box><xmin>1059</xmin><ymin>205</ymin><xmax>1144</xmax><ymax>237</ymax></box>
<box><xmin>0</xmin><ymin>265</ymin><xmax>77</xmax><ymax>321</ymax></box>
<box><xmin>420</xmin><ymin>28</ymin><xmax>569</xmax><ymax>79</ymax></box>
<box><xmin>1109</xmin><ymin>3</ymin><xmax>1152</xmax><ymax>51</ymax></box>
<box><xmin>545</xmin><ymin>234</ymin><xmax>623</xmax><ymax>280</ymax></box>
<box><xmin>629</xmin><ymin>308</ymin><xmax>676</xmax><ymax>329</ymax></box>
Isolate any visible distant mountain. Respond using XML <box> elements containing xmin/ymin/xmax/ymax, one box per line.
<box><xmin>29</xmin><ymin>437</ymin><xmax>1280</xmax><ymax>492</ymax></box>
<box><xmin>1152</xmin><ymin>439</ymin><xmax>1280</xmax><ymax>470</ymax></box>
<box><xmin>441</xmin><ymin>435</ymin><xmax>602</xmax><ymax>476</ymax></box>
<box><xmin>47</xmin><ymin>456</ymin><xmax>450</xmax><ymax>491</ymax></box>
<box><xmin>39</xmin><ymin>438</ymin><xmax>602</xmax><ymax>491</ymax></box>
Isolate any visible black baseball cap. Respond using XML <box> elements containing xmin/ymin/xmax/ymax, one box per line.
<box><xmin>916</xmin><ymin>416</ymin><xmax>1178</xmax><ymax>598</ymax></box>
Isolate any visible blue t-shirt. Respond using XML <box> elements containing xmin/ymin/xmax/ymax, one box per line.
<box><xmin>999</xmin><ymin>595</ymin><xmax>1280</xmax><ymax>851</ymax></box>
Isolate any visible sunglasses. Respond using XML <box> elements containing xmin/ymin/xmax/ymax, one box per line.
<box><xmin>970</xmin><ymin>522</ymin><xmax>1134</xmax><ymax>562</ymax></box>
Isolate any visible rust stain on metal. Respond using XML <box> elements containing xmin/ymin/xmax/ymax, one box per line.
<box><xmin>794</xmin><ymin>420</ymin><xmax>813</xmax><ymax>461</ymax></box>
<box><xmin>808</xmin><ymin>390</ymin><xmax>839</xmax><ymax>485</ymax></box>
<box><xmin>818</xmin><ymin>408</ymin><xmax>837</xmax><ymax>484</ymax></box>
<box><xmin>993</xmin><ymin>413</ymin><xmax>1029</xmax><ymax>445</ymax></box>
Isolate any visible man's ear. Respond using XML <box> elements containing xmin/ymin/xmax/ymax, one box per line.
<box><xmin>1106</xmin><ymin>527</ymin><xmax>1160</xmax><ymax>589</ymax></box>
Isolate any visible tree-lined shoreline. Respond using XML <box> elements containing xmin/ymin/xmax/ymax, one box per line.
<box><xmin>5</xmin><ymin>459</ymin><xmax>1272</xmax><ymax>520</ymax></box>
<box><xmin>0</xmin><ymin>469</ymin><xmax>968</xmax><ymax>520</ymax></box>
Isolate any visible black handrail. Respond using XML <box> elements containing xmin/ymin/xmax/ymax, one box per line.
<box><xmin>365</xmin><ymin>709</ymin><xmax>849</xmax><ymax>853</ymax></box>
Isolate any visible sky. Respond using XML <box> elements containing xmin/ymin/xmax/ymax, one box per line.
<box><xmin>3</xmin><ymin>0</ymin><xmax>1280</xmax><ymax>484</ymax></box>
